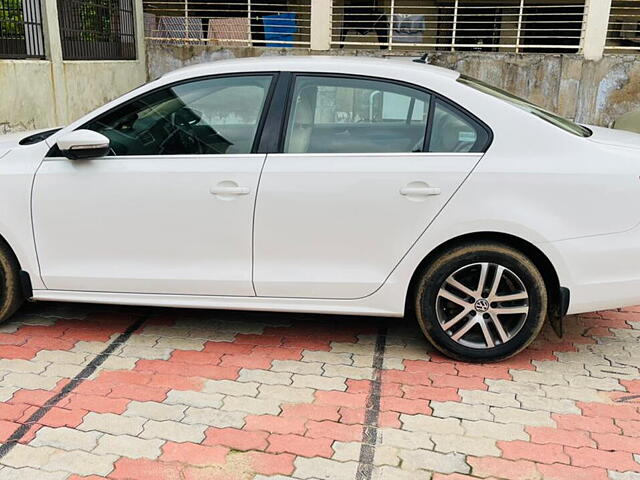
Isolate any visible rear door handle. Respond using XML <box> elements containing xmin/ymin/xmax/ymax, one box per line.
<box><xmin>210</xmin><ymin>186</ymin><xmax>250</xmax><ymax>196</ymax></box>
<box><xmin>400</xmin><ymin>186</ymin><xmax>441</xmax><ymax>196</ymax></box>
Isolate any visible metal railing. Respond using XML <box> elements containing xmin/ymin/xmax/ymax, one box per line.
<box><xmin>0</xmin><ymin>0</ymin><xmax>45</xmax><ymax>59</ymax></box>
<box><xmin>143</xmin><ymin>0</ymin><xmax>311</xmax><ymax>47</ymax></box>
<box><xmin>57</xmin><ymin>0</ymin><xmax>137</xmax><ymax>60</ymax></box>
<box><xmin>606</xmin><ymin>0</ymin><xmax>640</xmax><ymax>50</ymax></box>
<box><xmin>331</xmin><ymin>1</ymin><xmax>586</xmax><ymax>52</ymax></box>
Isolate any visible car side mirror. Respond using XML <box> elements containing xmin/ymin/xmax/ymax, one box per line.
<box><xmin>56</xmin><ymin>130</ymin><xmax>110</xmax><ymax>160</ymax></box>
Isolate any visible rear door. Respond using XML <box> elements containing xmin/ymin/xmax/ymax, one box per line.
<box><xmin>253</xmin><ymin>74</ymin><xmax>490</xmax><ymax>299</ymax></box>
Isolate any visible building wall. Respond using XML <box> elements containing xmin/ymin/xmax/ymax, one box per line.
<box><xmin>0</xmin><ymin>59</ymin><xmax>146</xmax><ymax>134</ymax></box>
<box><xmin>0</xmin><ymin>0</ymin><xmax>147</xmax><ymax>134</ymax></box>
<box><xmin>147</xmin><ymin>44</ymin><xmax>640</xmax><ymax>128</ymax></box>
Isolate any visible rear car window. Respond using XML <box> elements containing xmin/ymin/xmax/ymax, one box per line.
<box><xmin>458</xmin><ymin>75</ymin><xmax>591</xmax><ymax>138</ymax></box>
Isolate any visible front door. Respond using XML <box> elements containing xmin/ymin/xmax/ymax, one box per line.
<box><xmin>33</xmin><ymin>74</ymin><xmax>275</xmax><ymax>296</ymax></box>
<box><xmin>253</xmin><ymin>74</ymin><xmax>489</xmax><ymax>299</ymax></box>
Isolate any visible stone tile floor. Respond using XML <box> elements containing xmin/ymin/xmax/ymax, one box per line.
<box><xmin>0</xmin><ymin>302</ymin><xmax>638</xmax><ymax>479</ymax></box>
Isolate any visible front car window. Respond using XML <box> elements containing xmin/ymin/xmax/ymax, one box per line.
<box><xmin>284</xmin><ymin>76</ymin><xmax>432</xmax><ymax>154</ymax></box>
<box><xmin>83</xmin><ymin>75</ymin><xmax>273</xmax><ymax>156</ymax></box>
<box><xmin>458</xmin><ymin>75</ymin><xmax>591</xmax><ymax>137</ymax></box>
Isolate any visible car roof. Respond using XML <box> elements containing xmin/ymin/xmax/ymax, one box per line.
<box><xmin>161</xmin><ymin>55</ymin><xmax>460</xmax><ymax>83</ymax></box>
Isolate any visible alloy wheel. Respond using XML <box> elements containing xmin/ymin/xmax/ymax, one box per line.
<box><xmin>435</xmin><ymin>262</ymin><xmax>529</xmax><ymax>349</ymax></box>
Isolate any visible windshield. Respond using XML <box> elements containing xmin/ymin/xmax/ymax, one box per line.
<box><xmin>458</xmin><ymin>75</ymin><xmax>591</xmax><ymax>138</ymax></box>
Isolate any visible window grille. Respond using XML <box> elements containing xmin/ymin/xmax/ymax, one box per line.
<box><xmin>143</xmin><ymin>0</ymin><xmax>311</xmax><ymax>47</ymax></box>
<box><xmin>606</xmin><ymin>0</ymin><xmax>640</xmax><ymax>51</ymax></box>
<box><xmin>331</xmin><ymin>1</ymin><xmax>585</xmax><ymax>53</ymax></box>
<box><xmin>57</xmin><ymin>0</ymin><xmax>136</xmax><ymax>60</ymax></box>
<box><xmin>0</xmin><ymin>0</ymin><xmax>45</xmax><ymax>59</ymax></box>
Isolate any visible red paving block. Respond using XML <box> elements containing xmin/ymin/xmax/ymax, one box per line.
<box><xmin>170</xmin><ymin>350</ymin><xmax>223</xmax><ymax>365</ymax></box>
<box><xmin>621</xmin><ymin>380</ymin><xmax>640</xmax><ymax>394</ymax></box>
<box><xmin>0</xmin><ymin>333</ymin><xmax>26</xmax><ymax>345</ymax></box>
<box><xmin>202</xmin><ymin>342</ymin><xmax>254</xmax><ymax>356</ymax></box>
<box><xmin>161</xmin><ymin>441</ymin><xmax>229</xmax><ymax>465</ymax></box>
<box><xmin>0</xmin><ymin>402</ymin><xmax>31</xmax><ymax>421</ymax></box>
<box><xmin>250</xmin><ymin>346</ymin><xmax>302</xmax><ymax>361</ymax></box>
<box><xmin>381</xmin><ymin>370</ymin><xmax>431</xmax><ymax>386</ymax></box>
<box><xmin>108</xmin><ymin>384</ymin><xmax>170</xmax><ymax>402</ymax></box>
<box><xmin>37</xmin><ymin>406</ymin><xmax>88</xmax><ymax>428</ymax></box>
<box><xmin>280</xmin><ymin>403</ymin><xmax>340</xmax><ymax>422</ymax></box>
<box><xmin>591</xmin><ymin>432</ymin><xmax>640</xmax><ymax>453</ymax></box>
<box><xmin>526</xmin><ymin>426</ymin><xmax>595</xmax><ymax>447</ymax></box>
<box><xmin>218</xmin><ymin>354</ymin><xmax>273</xmax><ymax>370</ymax></box>
<box><xmin>247</xmin><ymin>451</ymin><xmax>295</xmax><ymax>476</ymax></box>
<box><xmin>109</xmin><ymin>458</ymin><xmax>182</xmax><ymax>480</ymax></box>
<box><xmin>403</xmin><ymin>360</ymin><xmax>458</xmax><ymax>376</ymax></box>
<box><xmin>468</xmin><ymin>456</ymin><xmax>539</xmax><ymax>480</ymax></box>
<box><xmin>267</xmin><ymin>433</ymin><xmax>333</xmax><ymax>458</ymax></box>
<box><xmin>537</xmin><ymin>463</ymin><xmax>609</xmax><ymax>480</ymax></box>
<box><xmin>244</xmin><ymin>415</ymin><xmax>307</xmax><ymax>435</ymax></box>
<box><xmin>147</xmin><ymin>374</ymin><xmax>204</xmax><ymax>391</ymax></box>
<box><xmin>63</xmin><ymin>393</ymin><xmax>130</xmax><ymax>414</ymax></box>
<box><xmin>565</xmin><ymin>446</ymin><xmax>639</xmax><ymax>471</ymax></box>
<box><xmin>498</xmin><ymin>440</ymin><xmax>570</xmax><ymax>464</ymax></box>
<box><xmin>430</xmin><ymin>374</ymin><xmax>488</xmax><ymax>390</ymax></box>
<box><xmin>0</xmin><ymin>345</ymin><xmax>39</xmax><ymax>360</ymax></box>
<box><xmin>617</xmin><ymin>419</ymin><xmax>640</xmax><ymax>437</ymax></box>
<box><xmin>0</xmin><ymin>419</ymin><xmax>20</xmax><ymax>442</ymax></box>
<box><xmin>455</xmin><ymin>363</ymin><xmax>511</xmax><ymax>380</ymax></box>
<box><xmin>401</xmin><ymin>385</ymin><xmax>461</xmax><ymax>402</ymax></box>
<box><xmin>553</xmin><ymin>414</ymin><xmax>621</xmax><ymax>434</ymax></box>
<box><xmin>345</xmin><ymin>379</ymin><xmax>402</xmax><ymax>397</ymax></box>
<box><xmin>204</xmin><ymin>427</ymin><xmax>269</xmax><ymax>451</ymax></box>
<box><xmin>314</xmin><ymin>391</ymin><xmax>368</xmax><ymax>408</ymax></box>
<box><xmin>337</xmin><ymin>407</ymin><xmax>401</xmax><ymax>428</ymax></box>
<box><xmin>578</xmin><ymin>402</ymin><xmax>640</xmax><ymax>421</ymax></box>
<box><xmin>97</xmin><ymin>370</ymin><xmax>152</xmax><ymax>386</ymax></box>
<box><xmin>182</xmin><ymin>467</ymin><xmax>243</xmax><ymax>480</ymax></box>
<box><xmin>305</xmin><ymin>420</ymin><xmax>362</xmax><ymax>442</ymax></box>
<box><xmin>234</xmin><ymin>334</ymin><xmax>282</xmax><ymax>346</ymax></box>
<box><xmin>23</xmin><ymin>336</ymin><xmax>77</xmax><ymax>351</ymax></box>
<box><xmin>380</xmin><ymin>396</ymin><xmax>432</xmax><ymax>415</ymax></box>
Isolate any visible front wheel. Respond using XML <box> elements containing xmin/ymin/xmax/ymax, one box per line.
<box><xmin>415</xmin><ymin>242</ymin><xmax>547</xmax><ymax>363</ymax></box>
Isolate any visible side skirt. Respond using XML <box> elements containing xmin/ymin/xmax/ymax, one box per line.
<box><xmin>31</xmin><ymin>290</ymin><xmax>403</xmax><ymax>318</ymax></box>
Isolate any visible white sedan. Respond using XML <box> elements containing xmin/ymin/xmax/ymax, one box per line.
<box><xmin>1</xmin><ymin>56</ymin><xmax>639</xmax><ymax>362</ymax></box>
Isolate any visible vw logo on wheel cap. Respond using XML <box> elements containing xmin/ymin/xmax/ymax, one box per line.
<box><xmin>474</xmin><ymin>298</ymin><xmax>490</xmax><ymax>313</ymax></box>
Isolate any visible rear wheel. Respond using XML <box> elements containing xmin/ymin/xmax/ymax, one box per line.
<box><xmin>0</xmin><ymin>241</ymin><xmax>23</xmax><ymax>324</ymax></box>
<box><xmin>415</xmin><ymin>242</ymin><xmax>547</xmax><ymax>362</ymax></box>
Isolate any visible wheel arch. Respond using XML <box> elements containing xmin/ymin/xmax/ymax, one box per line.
<box><xmin>405</xmin><ymin>231</ymin><xmax>562</xmax><ymax>328</ymax></box>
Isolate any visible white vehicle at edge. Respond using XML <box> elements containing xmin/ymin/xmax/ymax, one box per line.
<box><xmin>1</xmin><ymin>56</ymin><xmax>639</xmax><ymax>362</ymax></box>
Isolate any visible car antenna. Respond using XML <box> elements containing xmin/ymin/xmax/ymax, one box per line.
<box><xmin>413</xmin><ymin>53</ymin><xmax>429</xmax><ymax>64</ymax></box>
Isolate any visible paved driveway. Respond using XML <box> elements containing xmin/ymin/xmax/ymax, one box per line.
<box><xmin>0</xmin><ymin>302</ymin><xmax>638</xmax><ymax>480</ymax></box>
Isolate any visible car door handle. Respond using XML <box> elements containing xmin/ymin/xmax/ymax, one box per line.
<box><xmin>400</xmin><ymin>186</ymin><xmax>441</xmax><ymax>196</ymax></box>
<box><xmin>210</xmin><ymin>186</ymin><xmax>250</xmax><ymax>196</ymax></box>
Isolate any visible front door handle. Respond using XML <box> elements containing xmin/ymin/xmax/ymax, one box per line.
<box><xmin>210</xmin><ymin>186</ymin><xmax>250</xmax><ymax>196</ymax></box>
<box><xmin>400</xmin><ymin>186</ymin><xmax>441</xmax><ymax>196</ymax></box>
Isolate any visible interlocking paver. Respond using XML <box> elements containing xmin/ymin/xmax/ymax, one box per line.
<box><xmin>399</xmin><ymin>448</ymin><xmax>471</xmax><ymax>474</ymax></box>
<box><xmin>0</xmin><ymin>303</ymin><xmax>637</xmax><ymax>480</ymax></box>
<box><xmin>291</xmin><ymin>374</ymin><xmax>347</xmax><ymax>391</ymax></box>
<box><xmin>31</xmin><ymin>426</ymin><xmax>102</xmax><ymax>451</ymax></box>
<box><xmin>164</xmin><ymin>389</ymin><xmax>224</xmax><ymax>408</ymax></box>
<box><xmin>139</xmin><ymin>419</ymin><xmax>207</xmax><ymax>443</ymax></box>
<box><xmin>93</xmin><ymin>433</ymin><xmax>165</xmax><ymax>459</ymax></box>
<box><xmin>182</xmin><ymin>406</ymin><xmax>247</xmax><ymax>428</ymax></box>
<box><xmin>78</xmin><ymin>412</ymin><xmax>146</xmax><ymax>436</ymax></box>
<box><xmin>123</xmin><ymin>400</ymin><xmax>186</xmax><ymax>421</ymax></box>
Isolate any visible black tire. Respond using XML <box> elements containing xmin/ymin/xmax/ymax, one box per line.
<box><xmin>0</xmin><ymin>241</ymin><xmax>23</xmax><ymax>324</ymax></box>
<box><xmin>415</xmin><ymin>242</ymin><xmax>547</xmax><ymax>363</ymax></box>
